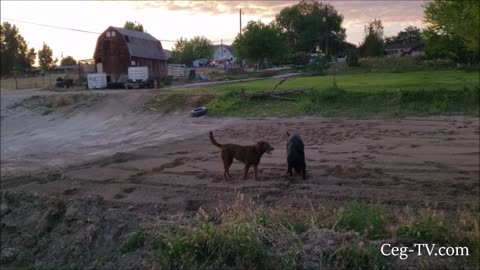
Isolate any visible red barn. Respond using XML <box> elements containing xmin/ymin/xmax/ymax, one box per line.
<box><xmin>93</xmin><ymin>26</ymin><xmax>167</xmax><ymax>82</ymax></box>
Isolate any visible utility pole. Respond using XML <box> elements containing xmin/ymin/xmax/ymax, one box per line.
<box><xmin>324</xmin><ymin>6</ymin><xmax>329</xmax><ymax>57</ymax></box>
<box><xmin>239</xmin><ymin>9</ymin><xmax>243</xmax><ymax>35</ymax></box>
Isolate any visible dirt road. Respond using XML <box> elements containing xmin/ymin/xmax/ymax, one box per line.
<box><xmin>2</xmin><ymin>89</ymin><xmax>478</xmax><ymax>213</ymax></box>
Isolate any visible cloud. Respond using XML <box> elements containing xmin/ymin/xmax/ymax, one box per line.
<box><xmin>131</xmin><ymin>0</ymin><xmax>427</xmax><ymax>43</ymax></box>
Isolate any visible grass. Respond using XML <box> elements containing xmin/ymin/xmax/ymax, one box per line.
<box><xmin>144</xmin><ymin>70</ymin><xmax>479</xmax><ymax>117</ymax></box>
<box><xmin>334</xmin><ymin>201</ymin><xmax>389</xmax><ymax>240</ymax></box>
<box><xmin>206</xmin><ymin>70</ymin><xmax>479</xmax><ymax>117</ymax></box>
<box><xmin>118</xmin><ymin>195</ymin><xmax>479</xmax><ymax>269</ymax></box>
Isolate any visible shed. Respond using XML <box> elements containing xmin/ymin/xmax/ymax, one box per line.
<box><xmin>93</xmin><ymin>26</ymin><xmax>167</xmax><ymax>82</ymax></box>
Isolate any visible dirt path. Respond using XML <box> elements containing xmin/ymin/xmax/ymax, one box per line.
<box><xmin>2</xmin><ymin>88</ymin><xmax>478</xmax><ymax>214</ymax></box>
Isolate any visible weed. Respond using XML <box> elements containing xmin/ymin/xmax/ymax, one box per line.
<box><xmin>331</xmin><ymin>242</ymin><xmax>385</xmax><ymax>270</ymax></box>
<box><xmin>334</xmin><ymin>201</ymin><xmax>389</xmax><ymax>240</ymax></box>
<box><xmin>120</xmin><ymin>230</ymin><xmax>145</xmax><ymax>254</ymax></box>
<box><xmin>153</xmin><ymin>220</ymin><xmax>270</xmax><ymax>270</ymax></box>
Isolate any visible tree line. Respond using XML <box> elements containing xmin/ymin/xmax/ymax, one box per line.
<box><xmin>1</xmin><ymin>22</ymin><xmax>81</xmax><ymax>77</ymax></box>
<box><xmin>1</xmin><ymin>0</ymin><xmax>478</xmax><ymax>76</ymax></box>
<box><xmin>169</xmin><ymin>0</ymin><xmax>478</xmax><ymax>68</ymax></box>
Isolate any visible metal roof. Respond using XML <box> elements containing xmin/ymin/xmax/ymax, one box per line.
<box><xmin>110</xmin><ymin>27</ymin><xmax>167</xmax><ymax>60</ymax></box>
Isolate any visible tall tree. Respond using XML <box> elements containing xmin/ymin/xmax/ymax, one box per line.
<box><xmin>38</xmin><ymin>42</ymin><xmax>57</xmax><ymax>72</ymax></box>
<box><xmin>359</xmin><ymin>19</ymin><xmax>384</xmax><ymax>57</ymax></box>
<box><xmin>233</xmin><ymin>21</ymin><xmax>288</xmax><ymax>70</ymax></box>
<box><xmin>171</xmin><ymin>36</ymin><xmax>213</xmax><ymax>65</ymax></box>
<box><xmin>385</xmin><ymin>26</ymin><xmax>422</xmax><ymax>45</ymax></box>
<box><xmin>124</xmin><ymin>21</ymin><xmax>144</xmax><ymax>32</ymax></box>
<box><xmin>275</xmin><ymin>0</ymin><xmax>346</xmax><ymax>55</ymax></box>
<box><xmin>424</xmin><ymin>0</ymin><xmax>479</xmax><ymax>52</ymax></box>
<box><xmin>0</xmin><ymin>22</ymin><xmax>36</xmax><ymax>77</ymax></box>
<box><xmin>60</xmin><ymin>56</ymin><xmax>77</xmax><ymax>66</ymax></box>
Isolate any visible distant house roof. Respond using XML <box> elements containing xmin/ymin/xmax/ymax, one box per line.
<box><xmin>111</xmin><ymin>26</ymin><xmax>167</xmax><ymax>60</ymax></box>
<box><xmin>213</xmin><ymin>44</ymin><xmax>234</xmax><ymax>54</ymax></box>
<box><xmin>384</xmin><ymin>42</ymin><xmax>424</xmax><ymax>51</ymax></box>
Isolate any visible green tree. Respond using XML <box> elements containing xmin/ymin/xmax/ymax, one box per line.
<box><xmin>38</xmin><ymin>42</ymin><xmax>57</xmax><ymax>72</ymax></box>
<box><xmin>0</xmin><ymin>22</ymin><xmax>36</xmax><ymax>77</ymax></box>
<box><xmin>60</xmin><ymin>56</ymin><xmax>77</xmax><ymax>66</ymax></box>
<box><xmin>171</xmin><ymin>36</ymin><xmax>213</xmax><ymax>66</ymax></box>
<box><xmin>359</xmin><ymin>19</ymin><xmax>384</xmax><ymax>57</ymax></box>
<box><xmin>275</xmin><ymin>0</ymin><xmax>346</xmax><ymax>55</ymax></box>
<box><xmin>424</xmin><ymin>0</ymin><xmax>479</xmax><ymax>52</ymax></box>
<box><xmin>233</xmin><ymin>21</ymin><xmax>288</xmax><ymax>70</ymax></box>
<box><xmin>385</xmin><ymin>26</ymin><xmax>422</xmax><ymax>45</ymax></box>
<box><xmin>124</xmin><ymin>21</ymin><xmax>144</xmax><ymax>32</ymax></box>
<box><xmin>422</xmin><ymin>27</ymin><xmax>473</xmax><ymax>63</ymax></box>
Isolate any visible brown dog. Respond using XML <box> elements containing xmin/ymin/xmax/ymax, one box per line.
<box><xmin>209</xmin><ymin>131</ymin><xmax>274</xmax><ymax>180</ymax></box>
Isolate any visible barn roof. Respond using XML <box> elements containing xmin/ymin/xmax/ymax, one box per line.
<box><xmin>110</xmin><ymin>26</ymin><xmax>167</xmax><ymax>60</ymax></box>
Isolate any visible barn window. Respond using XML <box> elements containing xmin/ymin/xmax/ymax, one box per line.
<box><xmin>111</xmin><ymin>31</ymin><xmax>116</xmax><ymax>37</ymax></box>
<box><xmin>125</xmin><ymin>36</ymin><xmax>130</xmax><ymax>42</ymax></box>
<box><xmin>103</xmin><ymin>40</ymin><xmax>110</xmax><ymax>51</ymax></box>
<box><xmin>131</xmin><ymin>61</ymin><xmax>136</xmax><ymax>66</ymax></box>
<box><xmin>106</xmin><ymin>32</ymin><xmax>111</xmax><ymax>37</ymax></box>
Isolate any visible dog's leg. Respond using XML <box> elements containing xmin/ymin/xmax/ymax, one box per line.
<box><xmin>287</xmin><ymin>163</ymin><xmax>293</xmax><ymax>176</ymax></box>
<box><xmin>243</xmin><ymin>164</ymin><xmax>251</xmax><ymax>180</ymax></box>
<box><xmin>302</xmin><ymin>168</ymin><xmax>306</xmax><ymax>180</ymax></box>
<box><xmin>253</xmin><ymin>165</ymin><xmax>258</xmax><ymax>180</ymax></box>
<box><xmin>220</xmin><ymin>151</ymin><xmax>230</xmax><ymax>180</ymax></box>
<box><xmin>225</xmin><ymin>154</ymin><xmax>233</xmax><ymax>178</ymax></box>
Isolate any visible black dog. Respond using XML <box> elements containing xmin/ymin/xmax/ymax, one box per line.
<box><xmin>286</xmin><ymin>132</ymin><xmax>306</xmax><ymax>179</ymax></box>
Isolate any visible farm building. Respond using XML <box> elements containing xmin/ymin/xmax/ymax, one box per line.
<box><xmin>93</xmin><ymin>26</ymin><xmax>168</xmax><ymax>82</ymax></box>
<box><xmin>213</xmin><ymin>44</ymin><xmax>234</xmax><ymax>65</ymax></box>
<box><xmin>384</xmin><ymin>42</ymin><xmax>424</xmax><ymax>58</ymax></box>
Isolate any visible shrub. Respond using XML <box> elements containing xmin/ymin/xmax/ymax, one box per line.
<box><xmin>153</xmin><ymin>221</ymin><xmax>271</xmax><ymax>269</ymax></box>
<box><xmin>332</xmin><ymin>243</ymin><xmax>385</xmax><ymax>270</ymax></box>
<box><xmin>346</xmin><ymin>51</ymin><xmax>360</xmax><ymax>67</ymax></box>
<box><xmin>290</xmin><ymin>52</ymin><xmax>309</xmax><ymax>66</ymax></box>
<box><xmin>334</xmin><ymin>201</ymin><xmax>389</xmax><ymax>240</ymax></box>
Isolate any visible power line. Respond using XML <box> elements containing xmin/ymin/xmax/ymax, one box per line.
<box><xmin>2</xmin><ymin>18</ymin><xmax>101</xmax><ymax>34</ymax></box>
<box><xmin>1</xmin><ymin>18</ymin><xmax>235</xmax><ymax>44</ymax></box>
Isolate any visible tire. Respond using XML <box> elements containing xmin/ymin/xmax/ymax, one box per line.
<box><xmin>190</xmin><ymin>107</ymin><xmax>208</xmax><ymax>117</ymax></box>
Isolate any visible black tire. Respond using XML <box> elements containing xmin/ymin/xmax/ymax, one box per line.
<box><xmin>190</xmin><ymin>107</ymin><xmax>208</xmax><ymax>117</ymax></box>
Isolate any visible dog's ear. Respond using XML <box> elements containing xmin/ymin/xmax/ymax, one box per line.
<box><xmin>286</xmin><ymin>131</ymin><xmax>290</xmax><ymax>137</ymax></box>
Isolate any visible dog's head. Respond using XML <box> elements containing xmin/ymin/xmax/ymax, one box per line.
<box><xmin>257</xmin><ymin>141</ymin><xmax>274</xmax><ymax>155</ymax></box>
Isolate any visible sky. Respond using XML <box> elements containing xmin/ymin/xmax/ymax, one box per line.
<box><xmin>1</xmin><ymin>0</ymin><xmax>428</xmax><ymax>63</ymax></box>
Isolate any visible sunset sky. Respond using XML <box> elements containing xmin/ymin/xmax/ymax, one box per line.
<box><xmin>1</xmin><ymin>1</ymin><xmax>428</xmax><ymax>63</ymax></box>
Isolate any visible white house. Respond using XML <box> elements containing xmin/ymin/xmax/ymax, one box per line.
<box><xmin>213</xmin><ymin>44</ymin><xmax>234</xmax><ymax>64</ymax></box>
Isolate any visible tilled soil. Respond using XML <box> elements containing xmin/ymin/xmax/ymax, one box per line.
<box><xmin>1</xmin><ymin>90</ymin><xmax>479</xmax><ymax>269</ymax></box>
<box><xmin>3</xmin><ymin>116</ymin><xmax>479</xmax><ymax>214</ymax></box>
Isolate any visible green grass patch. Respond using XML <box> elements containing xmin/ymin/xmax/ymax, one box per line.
<box><xmin>331</xmin><ymin>243</ymin><xmax>385</xmax><ymax>270</ymax></box>
<box><xmin>120</xmin><ymin>230</ymin><xmax>145</xmax><ymax>254</ymax></box>
<box><xmin>144</xmin><ymin>70</ymin><xmax>480</xmax><ymax>117</ymax></box>
<box><xmin>120</xmin><ymin>196</ymin><xmax>479</xmax><ymax>269</ymax></box>
<box><xmin>334</xmin><ymin>201</ymin><xmax>389</xmax><ymax>240</ymax></box>
<box><xmin>208</xmin><ymin>85</ymin><xmax>479</xmax><ymax>117</ymax></box>
<box><xmin>152</xmin><ymin>220</ymin><xmax>271</xmax><ymax>270</ymax></box>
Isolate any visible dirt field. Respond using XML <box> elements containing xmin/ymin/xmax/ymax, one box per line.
<box><xmin>2</xmin><ymin>90</ymin><xmax>478</xmax><ymax>213</ymax></box>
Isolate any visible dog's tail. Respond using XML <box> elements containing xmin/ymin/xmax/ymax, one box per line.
<box><xmin>209</xmin><ymin>131</ymin><xmax>222</xmax><ymax>148</ymax></box>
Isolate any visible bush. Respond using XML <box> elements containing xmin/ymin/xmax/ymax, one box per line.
<box><xmin>153</xmin><ymin>221</ymin><xmax>270</xmax><ymax>269</ymax></box>
<box><xmin>160</xmin><ymin>76</ymin><xmax>173</xmax><ymax>86</ymax></box>
<box><xmin>346</xmin><ymin>51</ymin><xmax>360</xmax><ymax>67</ymax></box>
<box><xmin>290</xmin><ymin>52</ymin><xmax>309</xmax><ymax>66</ymax></box>
<box><xmin>335</xmin><ymin>201</ymin><xmax>389</xmax><ymax>240</ymax></box>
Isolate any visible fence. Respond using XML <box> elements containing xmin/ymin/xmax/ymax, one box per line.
<box><xmin>1</xmin><ymin>60</ymin><xmax>95</xmax><ymax>90</ymax></box>
<box><xmin>167</xmin><ymin>64</ymin><xmax>187</xmax><ymax>78</ymax></box>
